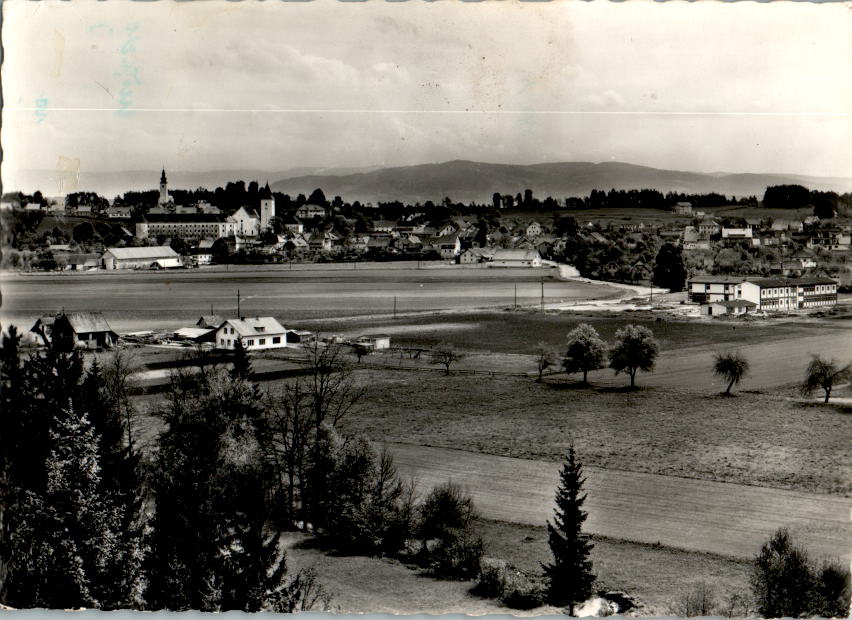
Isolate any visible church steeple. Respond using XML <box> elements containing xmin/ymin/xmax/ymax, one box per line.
<box><xmin>158</xmin><ymin>168</ymin><xmax>169</xmax><ymax>205</ymax></box>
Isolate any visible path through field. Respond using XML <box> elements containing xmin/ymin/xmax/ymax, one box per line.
<box><xmin>388</xmin><ymin>443</ymin><xmax>851</xmax><ymax>562</ymax></box>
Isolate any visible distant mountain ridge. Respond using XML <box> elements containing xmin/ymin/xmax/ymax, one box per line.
<box><xmin>271</xmin><ymin>160</ymin><xmax>852</xmax><ymax>204</ymax></box>
<box><xmin>6</xmin><ymin>160</ymin><xmax>851</xmax><ymax>203</ymax></box>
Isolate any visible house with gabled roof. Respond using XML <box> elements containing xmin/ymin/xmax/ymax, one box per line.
<box><xmin>214</xmin><ymin>317</ymin><xmax>288</xmax><ymax>350</ymax></box>
<box><xmin>31</xmin><ymin>312</ymin><xmax>118</xmax><ymax>350</ymax></box>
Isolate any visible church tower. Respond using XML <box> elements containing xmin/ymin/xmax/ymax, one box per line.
<box><xmin>259</xmin><ymin>181</ymin><xmax>275</xmax><ymax>230</ymax></box>
<box><xmin>158</xmin><ymin>168</ymin><xmax>169</xmax><ymax>205</ymax></box>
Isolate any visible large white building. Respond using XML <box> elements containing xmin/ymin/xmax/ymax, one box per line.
<box><xmin>101</xmin><ymin>246</ymin><xmax>182</xmax><ymax>270</ymax></box>
<box><xmin>136</xmin><ymin>214</ymin><xmax>236</xmax><ymax>240</ymax></box>
<box><xmin>739</xmin><ymin>277</ymin><xmax>838</xmax><ymax>311</ymax></box>
<box><xmin>214</xmin><ymin>317</ymin><xmax>288</xmax><ymax>350</ymax></box>
<box><xmin>688</xmin><ymin>275</ymin><xmax>838</xmax><ymax>310</ymax></box>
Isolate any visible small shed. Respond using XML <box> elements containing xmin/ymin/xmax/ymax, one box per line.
<box><xmin>355</xmin><ymin>334</ymin><xmax>391</xmax><ymax>350</ymax></box>
<box><xmin>286</xmin><ymin>329</ymin><xmax>315</xmax><ymax>344</ymax></box>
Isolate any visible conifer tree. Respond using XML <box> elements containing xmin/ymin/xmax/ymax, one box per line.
<box><xmin>4</xmin><ymin>403</ymin><xmax>121</xmax><ymax>609</ymax></box>
<box><xmin>144</xmin><ymin>367</ymin><xmax>303</xmax><ymax>612</ymax></box>
<box><xmin>543</xmin><ymin>445</ymin><xmax>595</xmax><ymax>614</ymax></box>
<box><xmin>231</xmin><ymin>337</ymin><xmax>253</xmax><ymax>381</ymax></box>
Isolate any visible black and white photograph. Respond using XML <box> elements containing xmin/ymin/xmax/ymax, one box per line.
<box><xmin>1</xmin><ymin>0</ymin><xmax>850</xmax><ymax>616</ymax></box>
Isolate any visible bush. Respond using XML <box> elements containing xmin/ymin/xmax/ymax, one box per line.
<box><xmin>418</xmin><ymin>481</ymin><xmax>477</xmax><ymax>545</ymax></box>
<box><xmin>429</xmin><ymin>529</ymin><xmax>484</xmax><ymax>580</ymax></box>
<box><xmin>672</xmin><ymin>581</ymin><xmax>716</xmax><ymax>617</ymax></box>
<box><xmin>473</xmin><ymin>559</ymin><xmax>511</xmax><ymax>599</ymax></box>
<box><xmin>751</xmin><ymin>528</ymin><xmax>850</xmax><ymax>618</ymax></box>
<box><xmin>473</xmin><ymin>560</ymin><xmax>544</xmax><ymax>610</ymax></box>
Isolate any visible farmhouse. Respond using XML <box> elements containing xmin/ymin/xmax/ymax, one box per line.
<box><xmin>489</xmin><ymin>248</ymin><xmax>542</xmax><ymax>268</ymax></box>
<box><xmin>58</xmin><ymin>253</ymin><xmax>100</xmax><ymax>271</ymax></box>
<box><xmin>739</xmin><ymin>277</ymin><xmax>838</xmax><ymax>311</ymax></box>
<box><xmin>31</xmin><ymin>312</ymin><xmax>118</xmax><ymax>350</ymax></box>
<box><xmin>214</xmin><ymin>317</ymin><xmax>288</xmax><ymax>350</ymax></box>
<box><xmin>459</xmin><ymin>247</ymin><xmax>493</xmax><ymax>264</ymax></box>
<box><xmin>673</xmin><ymin>202</ymin><xmax>693</xmax><ymax>215</ymax></box>
<box><xmin>102</xmin><ymin>246</ymin><xmax>182</xmax><ymax>270</ymax></box>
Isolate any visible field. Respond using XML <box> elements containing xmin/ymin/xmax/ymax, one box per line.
<box><xmin>0</xmin><ymin>264</ymin><xmax>621</xmax><ymax>334</ymax></box>
<box><xmin>343</xmin><ymin>371</ymin><xmax>851</xmax><ymax>496</ymax></box>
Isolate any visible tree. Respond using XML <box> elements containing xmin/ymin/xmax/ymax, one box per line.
<box><xmin>652</xmin><ymin>243</ymin><xmax>687</xmax><ymax>292</ymax></box>
<box><xmin>542</xmin><ymin>446</ymin><xmax>595</xmax><ymax>614</ymax></box>
<box><xmin>231</xmin><ymin>337</ymin><xmax>253</xmax><ymax>380</ymax></box>
<box><xmin>751</xmin><ymin>528</ymin><xmax>815</xmax><ymax>618</ymax></box>
<box><xmin>713</xmin><ymin>351</ymin><xmax>750</xmax><ymax>396</ymax></box>
<box><xmin>144</xmin><ymin>367</ymin><xmax>316</xmax><ymax>612</ymax></box>
<box><xmin>563</xmin><ymin>324</ymin><xmax>608</xmax><ymax>384</ymax></box>
<box><xmin>609</xmin><ymin>325</ymin><xmax>659</xmax><ymax>388</ymax></box>
<box><xmin>800</xmin><ymin>355</ymin><xmax>850</xmax><ymax>403</ymax></box>
<box><xmin>351</xmin><ymin>343</ymin><xmax>370</xmax><ymax>363</ymax></box>
<box><xmin>430</xmin><ymin>343</ymin><xmax>463</xmax><ymax>375</ymax></box>
<box><xmin>534</xmin><ymin>343</ymin><xmax>556</xmax><ymax>382</ymax></box>
<box><xmin>4</xmin><ymin>403</ymin><xmax>123</xmax><ymax>609</ymax></box>
<box><xmin>812</xmin><ymin>561</ymin><xmax>851</xmax><ymax>618</ymax></box>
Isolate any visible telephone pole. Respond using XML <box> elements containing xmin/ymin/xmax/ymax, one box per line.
<box><xmin>237</xmin><ymin>289</ymin><xmax>241</xmax><ymax>318</ymax></box>
<box><xmin>514</xmin><ymin>283</ymin><xmax>517</xmax><ymax>309</ymax></box>
<box><xmin>393</xmin><ymin>296</ymin><xmax>397</xmax><ymax>319</ymax></box>
<box><xmin>540</xmin><ymin>279</ymin><xmax>544</xmax><ymax>313</ymax></box>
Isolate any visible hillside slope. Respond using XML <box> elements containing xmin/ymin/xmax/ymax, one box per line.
<box><xmin>272</xmin><ymin>160</ymin><xmax>852</xmax><ymax>204</ymax></box>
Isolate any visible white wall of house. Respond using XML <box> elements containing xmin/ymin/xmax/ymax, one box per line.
<box><xmin>215</xmin><ymin>325</ymin><xmax>287</xmax><ymax>350</ymax></box>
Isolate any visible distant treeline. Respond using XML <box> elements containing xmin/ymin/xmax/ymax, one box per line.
<box><xmin>762</xmin><ymin>185</ymin><xmax>850</xmax><ymax>217</ymax></box>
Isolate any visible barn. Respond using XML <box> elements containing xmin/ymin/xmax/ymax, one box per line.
<box><xmin>102</xmin><ymin>246</ymin><xmax>182</xmax><ymax>270</ymax></box>
<box><xmin>32</xmin><ymin>312</ymin><xmax>118</xmax><ymax>350</ymax></box>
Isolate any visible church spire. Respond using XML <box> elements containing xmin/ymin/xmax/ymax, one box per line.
<box><xmin>160</xmin><ymin>168</ymin><xmax>167</xmax><ymax>184</ymax></box>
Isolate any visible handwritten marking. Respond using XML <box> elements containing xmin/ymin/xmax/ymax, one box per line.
<box><xmin>115</xmin><ymin>23</ymin><xmax>141</xmax><ymax>116</ymax></box>
<box><xmin>34</xmin><ymin>98</ymin><xmax>49</xmax><ymax>124</ymax></box>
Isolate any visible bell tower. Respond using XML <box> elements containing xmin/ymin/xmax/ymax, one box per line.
<box><xmin>158</xmin><ymin>168</ymin><xmax>169</xmax><ymax>205</ymax></box>
<box><xmin>259</xmin><ymin>181</ymin><xmax>275</xmax><ymax>230</ymax></box>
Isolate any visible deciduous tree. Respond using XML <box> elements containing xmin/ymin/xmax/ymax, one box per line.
<box><xmin>430</xmin><ymin>343</ymin><xmax>463</xmax><ymax>375</ymax></box>
<box><xmin>713</xmin><ymin>351</ymin><xmax>750</xmax><ymax>396</ymax></box>
<box><xmin>609</xmin><ymin>325</ymin><xmax>659</xmax><ymax>388</ymax></box>
<box><xmin>563</xmin><ymin>324</ymin><xmax>608</xmax><ymax>384</ymax></box>
<box><xmin>800</xmin><ymin>355</ymin><xmax>850</xmax><ymax>403</ymax></box>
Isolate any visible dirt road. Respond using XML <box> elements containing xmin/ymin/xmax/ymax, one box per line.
<box><xmin>388</xmin><ymin>443</ymin><xmax>851</xmax><ymax>562</ymax></box>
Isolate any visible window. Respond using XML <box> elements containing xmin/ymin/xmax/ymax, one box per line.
<box><xmin>272</xmin><ymin>336</ymin><xmax>281</xmax><ymax>344</ymax></box>
<box><xmin>256</xmin><ymin>326</ymin><xmax>265</xmax><ymax>332</ymax></box>
<box><xmin>246</xmin><ymin>339</ymin><xmax>254</xmax><ymax>346</ymax></box>
<box><xmin>259</xmin><ymin>338</ymin><xmax>266</xmax><ymax>345</ymax></box>
<box><xmin>220</xmin><ymin>338</ymin><xmax>224</xmax><ymax>345</ymax></box>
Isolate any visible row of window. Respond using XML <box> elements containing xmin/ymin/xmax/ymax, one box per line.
<box><xmin>218</xmin><ymin>336</ymin><xmax>282</xmax><ymax>346</ymax></box>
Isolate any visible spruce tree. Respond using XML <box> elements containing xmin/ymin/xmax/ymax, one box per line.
<box><xmin>543</xmin><ymin>445</ymin><xmax>595</xmax><ymax>614</ymax></box>
<box><xmin>4</xmin><ymin>403</ymin><xmax>121</xmax><ymax>609</ymax></box>
<box><xmin>231</xmin><ymin>337</ymin><xmax>253</xmax><ymax>381</ymax></box>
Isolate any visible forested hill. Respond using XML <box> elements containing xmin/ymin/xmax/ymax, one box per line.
<box><xmin>272</xmin><ymin>161</ymin><xmax>852</xmax><ymax>204</ymax></box>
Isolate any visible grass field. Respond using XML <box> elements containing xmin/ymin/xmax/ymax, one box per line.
<box><xmin>297</xmin><ymin>309</ymin><xmax>840</xmax><ymax>355</ymax></box>
<box><xmin>343</xmin><ymin>371</ymin><xmax>851</xmax><ymax>496</ymax></box>
<box><xmin>283</xmin><ymin>522</ymin><xmax>753</xmax><ymax>615</ymax></box>
<box><xmin>385</xmin><ymin>442</ymin><xmax>851</xmax><ymax>563</ymax></box>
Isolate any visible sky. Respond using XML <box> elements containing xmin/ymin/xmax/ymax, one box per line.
<box><xmin>2</xmin><ymin>0</ymin><xmax>851</xmax><ymax>191</ymax></box>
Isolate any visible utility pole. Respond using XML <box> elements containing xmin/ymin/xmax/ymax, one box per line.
<box><xmin>237</xmin><ymin>289</ymin><xmax>241</xmax><ymax>318</ymax></box>
<box><xmin>540</xmin><ymin>279</ymin><xmax>544</xmax><ymax>313</ymax></box>
<box><xmin>514</xmin><ymin>283</ymin><xmax>517</xmax><ymax>309</ymax></box>
<box><xmin>393</xmin><ymin>296</ymin><xmax>397</xmax><ymax>320</ymax></box>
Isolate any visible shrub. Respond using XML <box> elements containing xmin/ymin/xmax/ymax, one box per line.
<box><xmin>473</xmin><ymin>560</ymin><xmax>544</xmax><ymax>610</ymax></box>
<box><xmin>501</xmin><ymin>572</ymin><xmax>545</xmax><ymax>610</ymax></box>
<box><xmin>672</xmin><ymin>581</ymin><xmax>716</xmax><ymax>617</ymax></box>
<box><xmin>473</xmin><ymin>559</ymin><xmax>511</xmax><ymax>599</ymax></box>
<box><xmin>429</xmin><ymin>529</ymin><xmax>485</xmax><ymax>580</ymax></box>
<box><xmin>418</xmin><ymin>481</ymin><xmax>477</xmax><ymax>544</ymax></box>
